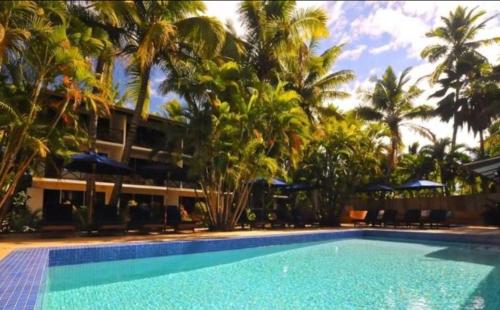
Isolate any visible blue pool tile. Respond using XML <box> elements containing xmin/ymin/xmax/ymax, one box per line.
<box><xmin>2</xmin><ymin>228</ymin><xmax>500</xmax><ymax>309</ymax></box>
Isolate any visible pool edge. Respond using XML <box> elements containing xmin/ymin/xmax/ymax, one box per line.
<box><xmin>2</xmin><ymin>229</ymin><xmax>500</xmax><ymax>309</ymax></box>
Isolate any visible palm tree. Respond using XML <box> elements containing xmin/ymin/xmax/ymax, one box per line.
<box><xmin>463</xmin><ymin>63</ymin><xmax>500</xmax><ymax>158</ymax></box>
<box><xmin>356</xmin><ymin>66</ymin><xmax>433</xmax><ymax>176</ymax></box>
<box><xmin>68</xmin><ymin>1</ymin><xmax>132</xmax><ymax>222</ymax></box>
<box><xmin>238</xmin><ymin>0</ymin><xmax>328</xmax><ymax>82</ymax></box>
<box><xmin>0</xmin><ymin>2</ymin><xmax>107</xmax><ymax>218</ymax></box>
<box><xmin>109</xmin><ymin>1</ymin><xmax>226</xmax><ymax>207</ymax></box>
<box><xmin>419</xmin><ymin>138</ymin><xmax>470</xmax><ymax>195</ymax></box>
<box><xmin>0</xmin><ymin>1</ymin><xmax>37</xmax><ymax>67</ymax></box>
<box><xmin>280</xmin><ymin>41</ymin><xmax>354</xmax><ymax>122</ymax></box>
<box><xmin>421</xmin><ymin>5</ymin><xmax>500</xmax><ymax>149</ymax></box>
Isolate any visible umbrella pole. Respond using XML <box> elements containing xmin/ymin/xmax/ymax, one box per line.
<box><xmin>87</xmin><ymin>163</ymin><xmax>96</xmax><ymax>225</ymax></box>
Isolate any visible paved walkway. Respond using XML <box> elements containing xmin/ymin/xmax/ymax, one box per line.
<box><xmin>1</xmin><ymin>225</ymin><xmax>500</xmax><ymax>260</ymax></box>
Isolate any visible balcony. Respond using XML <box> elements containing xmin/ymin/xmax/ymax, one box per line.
<box><xmin>97</xmin><ymin>128</ymin><xmax>123</xmax><ymax>144</ymax></box>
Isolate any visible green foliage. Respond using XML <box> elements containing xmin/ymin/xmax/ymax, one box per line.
<box><xmin>0</xmin><ymin>191</ymin><xmax>40</xmax><ymax>233</ymax></box>
<box><xmin>295</xmin><ymin>115</ymin><xmax>385</xmax><ymax>225</ymax></box>
<box><xmin>422</xmin><ymin>5</ymin><xmax>500</xmax><ymax>149</ymax></box>
<box><xmin>355</xmin><ymin>66</ymin><xmax>433</xmax><ymax>176</ymax></box>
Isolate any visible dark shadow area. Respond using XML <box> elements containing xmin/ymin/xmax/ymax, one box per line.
<box><xmin>362</xmin><ymin>235</ymin><xmax>500</xmax><ymax>309</ymax></box>
<box><xmin>425</xmin><ymin>247</ymin><xmax>500</xmax><ymax>310</ymax></box>
<box><xmin>47</xmin><ymin>240</ymin><xmax>331</xmax><ymax>292</ymax></box>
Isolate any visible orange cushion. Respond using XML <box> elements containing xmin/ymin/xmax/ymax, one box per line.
<box><xmin>349</xmin><ymin>210</ymin><xmax>368</xmax><ymax>221</ymax></box>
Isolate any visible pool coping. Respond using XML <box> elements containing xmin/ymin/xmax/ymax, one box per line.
<box><xmin>2</xmin><ymin>228</ymin><xmax>500</xmax><ymax>309</ymax></box>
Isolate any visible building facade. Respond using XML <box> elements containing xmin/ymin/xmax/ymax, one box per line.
<box><xmin>26</xmin><ymin>106</ymin><xmax>200</xmax><ymax>217</ymax></box>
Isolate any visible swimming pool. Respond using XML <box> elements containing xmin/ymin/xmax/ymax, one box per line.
<box><xmin>41</xmin><ymin>238</ymin><xmax>500</xmax><ymax>309</ymax></box>
<box><xmin>1</xmin><ymin>230</ymin><xmax>500</xmax><ymax>309</ymax></box>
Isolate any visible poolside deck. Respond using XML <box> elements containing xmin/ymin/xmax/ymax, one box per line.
<box><xmin>1</xmin><ymin>225</ymin><xmax>500</xmax><ymax>260</ymax></box>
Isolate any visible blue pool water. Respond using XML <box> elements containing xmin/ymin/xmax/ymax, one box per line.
<box><xmin>42</xmin><ymin>238</ymin><xmax>500</xmax><ymax>309</ymax></box>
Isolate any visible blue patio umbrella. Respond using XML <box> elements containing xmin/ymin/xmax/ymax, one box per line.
<box><xmin>249</xmin><ymin>177</ymin><xmax>287</xmax><ymax>187</ymax></box>
<box><xmin>357</xmin><ymin>182</ymin><xmax>394</xmax><ymax>193</ymax></box>
<box><xmin>395</xmin><ymin>179</ymin><xmax>444</xmax><ymax>190</ymax></box>
<box><xmin>65</xmin><ymin>152</ymin><xmax>132</xmax><ymax>175</ymax></box>
<box><xmin>283</xmin><ymin>183</ymin><xmax>318</xmax><ymax>192</ymax></box>
<box><xmin>65</xmin><ymin>152</ymin><xmax>132</xmax><ymax>224</ymax></box>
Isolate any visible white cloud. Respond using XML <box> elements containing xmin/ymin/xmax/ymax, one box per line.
<box><xmin>339</xmin><ymin>44</ymin><xmax>367</xmax><ymax>60</ymax></box>
<box><xmin>203</xmin><ymin>1</ymin><xmax>244</xmax><ymax>36</ymax></box>
<box><xmin>369</xmin><ymin>43</ymin><xmax>395</xmax><ymax>55</ymax></box>
<box><xmin>349</xmin><ymin>2</ymin><xmax>500</xmax><ymax>60</ymax></box>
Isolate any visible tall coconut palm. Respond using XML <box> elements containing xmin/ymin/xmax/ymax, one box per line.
<box><xmin>355</xmin><ymin>66</ymin><xmax>433</xmax><ymax>177</ymax></box>
<box><xmin>68</xmin><ymin>1</ymin><xmax>133</xmax><ymax>222</ymax></box>
<box><xmin>421</xmin><ymin>5</ymin><xmax>500</xmax><ymax>149</ymax></box>
<box><xmin>238</xmin><ymin>0</ymin><xmax>328</xmax><ymax>82</ymax></box>
<box><xmin>280</xmin><ymin>41</ymin><xmax>354</xmax><ymax>122</ymax></box>
<box><xmin>463</xmin><ymin>63</ymin><xmax>500</xmax><ymax>158</ymax></box>
<box><xmin>109</xmin><ymin>1</ymin><xmax>226</xmax><ymax>207</ymax></box>
<box><xmin>419</xmin><ymin>138</ymin><xmax>470</xmax><ymax>195</ymax></box>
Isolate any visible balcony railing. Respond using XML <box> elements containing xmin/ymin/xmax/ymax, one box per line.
<box><xmin>97</xmin><ymin>128</ymin><xmax>123</xmax><ymax>144</ymax></box>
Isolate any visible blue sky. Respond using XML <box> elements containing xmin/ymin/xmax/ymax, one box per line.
<box><xmin>114</xmin><ymin>1</ymin><xmax>500</xmax><ymax>148</ymax></box>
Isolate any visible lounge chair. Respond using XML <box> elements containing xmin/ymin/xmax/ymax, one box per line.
<box><xmin>381</xmin><ymin>209</ymin><xmax>398</xmax><ymax>227</ymax></box>
<box><xmin>369</xmin><ymin>209</ymin><xmax>385</xmax><ymax>226</ymax></box>
<box><xmin>349</xmin><ymin>210</ymin><xmax>368</xmax><ymax>227</ymax></box>
<box><xmin>291</xmin><ymin>207</ymin><xmax>320</xmax><ymax>228</ymax></box>
<box><xmin>166</xmin><ymin>205</ymin><xmax>198</xmax><ymax>232</ymax></box>
<box><xmin>95</xmin><ymin>205</ymin><xmax>127</xmax><ymax>235</ymax></box>
<box><xmin>429</xmin><ymin>209</ymin><xmax>451</xmax><ymax>228</ymax></box>
<box><xmin>40</xmin><ymin>204</ymin><xmax>76</xmax><ymax>235</ymax></box>
<box><xmin>419</xmin><ymin>209</ymin><xmax>431</xmax><ymax>227</ymax></box>
<box><xmin>402</xmin><ymin>209</ymin><xmax>421</xmax><ymax>228</ymax></box>
<box><xmin>270</xmin><ymin>209</ymin><xmax>291</xmax><ymax>229</ymax></box>
<box><xmin>128</xmin><ymin>205</ymin><xmax>165</xmax><ymax>233</ymax></box>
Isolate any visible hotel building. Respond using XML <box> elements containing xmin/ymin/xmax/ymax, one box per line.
<box><xmin>26</xmin><ymin>106</ymin><xmax>200</xmax><ymax>216</ymax></box>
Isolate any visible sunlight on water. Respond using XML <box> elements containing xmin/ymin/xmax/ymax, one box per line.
<box><xmin>42</xmin><ymin>238</ymin><xmax>500</xmax><ymax>310</ymax></box>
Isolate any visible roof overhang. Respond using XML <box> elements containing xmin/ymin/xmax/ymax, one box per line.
<box><xmin>463</xmin><ymin>156</ymin><xmax>500</xmax><ymax>182</ymax></box>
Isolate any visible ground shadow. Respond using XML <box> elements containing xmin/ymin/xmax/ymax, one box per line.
<box><xmin>426</xmin><ymin>246</ymin><xmax>500</xmax><ymax>309</ymax></box>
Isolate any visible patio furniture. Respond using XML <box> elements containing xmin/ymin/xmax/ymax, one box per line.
<box><xmin>369</xmin><ymin>209</ymin><xmax>385</xmax><ymax>226</ymax></box>
<box><xmin>420</xmin><ymin>209</ymin><xmax>431</xmax><ymax>227</ymax></box>
<box><xmin>40</xmin><ymin>204</ymin><xmax>76</xmax><ymax>235</ymax></box>
<box><xmin>65</xmin><ymin>151</ymin><xmax>132</xmax><ymax>225</ymax></box>
<box><xmin>349</xmin><ymin>210</ymin><xmax>368</xmax><ymax>227</ymax></box>
<box><xmin>166</xmin><ymin>205</ymin><xmax>198</xmax><ymax>232</ymax></box>
<box><xmin>429</xmin><ymin>209</ymin><xmax>451</xmax><ymax>228</ymax></box>
<box><xmin>291</xmin><ymin>207</ymin><xmax>320</xmax><ymax>228</ymax></box>
<box><xmin>381</xmin><ymin>209</ymin><xmax>398</xmax><ymax>227</ymax></box>
<box><xmin>402</xmin><ymin>209</ymin><xmax>421</xmax><ymax>227</ymax></box>
<box><xmin>128</xmin><ymin>204</ymin><xmax>165</xmax><ymax>233</ymax></box>
<box><xmin>95</xmin><ymin>205</ymin><xmax>127</xmax><ymax>235</ymax></box>
<box><xmin>270</xmin><ymin>207</ymin><xmax>293</xmax><ymax>229</ymax></box>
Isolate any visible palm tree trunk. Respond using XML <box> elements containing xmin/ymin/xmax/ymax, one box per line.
<box><xmin>109</xmin><ymin>65</ymin><xmax>151</xmax><ymax>207</ymax></box>
<box><xmin>85</xmin><ymin>58</ymin><xmax>105</xmax><ymax>224</ymax></box>
<box><xmin>387</xmin><ymin>134</ymin><xmax>398</xmax><ymax>177</ymax></box>
<box><xmin>451</xmin><ymin>120</ymin><xmax>458</xmax><ymax>151</ymax></box>
<box><xmin>451</xmin><ymin>84</ymin><xmax>460</xmax><ymax>150</ymax></box>
<box><xmin>479</xmin><ymin>129</ymin><xmax>485</xmax><ymax>158</ymax></box>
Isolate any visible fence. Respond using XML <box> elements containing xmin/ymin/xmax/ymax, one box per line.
<box><xmin>342</xmin><ymin>193</ymin><xmax>500</xmax><ymax>225</ymax></box>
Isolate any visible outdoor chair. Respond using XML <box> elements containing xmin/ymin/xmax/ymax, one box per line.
<box><xmin>381</xmin><ymin>209</ymin><xmax>398</xmax><ymax>227</ymax></box>
<box><xmin>40</xmin><ymin>204</ymin><xmax>76</xmax><ymax>235</ymax></box>
<box><xmin>270</xmin><ymin>208</ymin><xmax>291</xmax><ymax>229</ymax></box>
<box><xmin>402</xmin><ymin>209</ymin><xmax>421</xmax><ymax>228</ymax></box>
<box><xmin>166</xmin><ymin>205</ymin><xmax>198</xmax><ymax>232</ymax></box>
<box><xmin>95</xmin><ymin>205</ymin><xmax>127</xmax><ymax>235</ymax></box>
<box><xmin>419</xmin><ymin>209</ymin><xmax>431</xmax><ymax>227</ymax></box>
<box><xmin>370</xmin><ymin>209</ymin><xmax>385</xmax><ymax>226</ymax></box>
<box><xmin>128</xmin><ymin>204</ymin><xmax>165</xmax><ymax>233</ymax></box>
<box><xmin>291</xmin><ymin>208</ymin><xmax>320</xmax><ymax>228</ymax></box>
<box><xmin>429</xmin><ymin>209</ymin><xmax>451</xmax><ymax>228</ymax></box>
<box><xmin>349</xmin><ymin>210</ymin><xmax>368</xmax><ymax>227</ymax></box>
